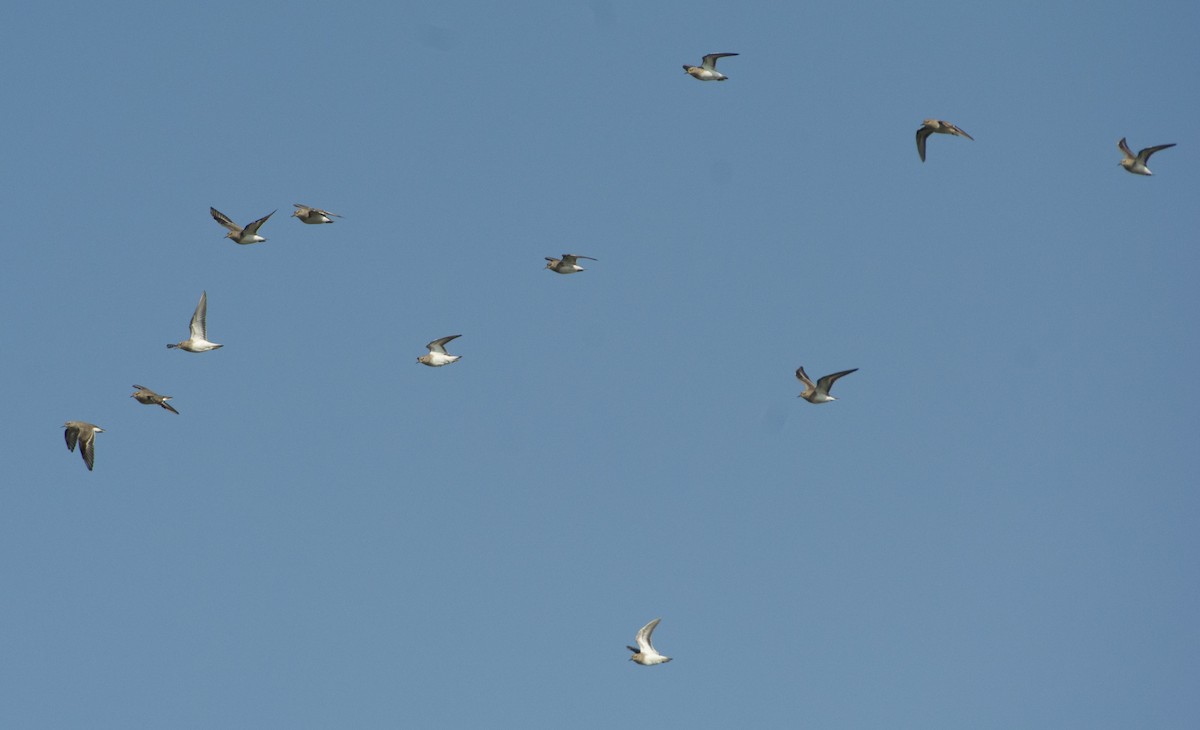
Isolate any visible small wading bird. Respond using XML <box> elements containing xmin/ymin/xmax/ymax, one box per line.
<box><xmin>167</xmin><ymin>291</ymin><xmax>223</xmax><ymax>353</ymax></box>
<box><xmin>916</xmin><ymin>119</ymin><xmax>973</xmax><ymax>162</ymax></box>
<box><xmin>1118</xmin><ymin>137</ymin><xmax>1176</xmax><ymax>176</ymax></box>
<box><xmin>210</xmin><ymin>207</ymin><xmax>276</xmax><ymax>244</ymax></box>
<box><xmin>683</xmin><ymin>52</ymin><xmax>738</xmax><ymax>81</ymax></box>
<box><xmin>292</xmin><ymin>203</ymin><xmax>342</xmax><ymax>224</ymax></box>
<box><xmin>628</xmin><ymin>618</ymin><xmax>672</xmax><ymax>666</ymax></box>
<box><xmin>417</xmin><ymin>335</ymin><xmax>462</xmax><ymax>367</ymax></box>
<box><xmin>795</xmin><ymin>366</ymin><xmax>858</xmax><ymax>404</ymax></box>
<box><xmin>544</xmin><ymin>253</ymin><xmax>597</xmax><ymax>274</ymax></box>
<box><xmin>63</xmin><ymin>421</ymin><xmax>103</xmax><ymax>471</ymax></box>
<box><xmin>130</xmin><ymin>385</ymin><xmax>179</xmax><ymax>414</ymax></box>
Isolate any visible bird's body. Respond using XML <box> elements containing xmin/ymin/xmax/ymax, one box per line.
<box><xmin>1118</xmin><ymin>137</ymin><xmax>1175</xmax><ymax>176</ymax></box>
<box><xmin>131</xmin><ymin>385</ymin><xmax>179</xmax><ymax>414</ymax></box>
<box><xmin>63</xmin><ymin>421</ymin><xmax>103</xmax><ymax>471</ymax></box>
<box><xmin>418</xmin><ymin>335</ymin><xmax>462</xmax><ymax>367</ymax></box>
<box><xmin>167</xmin><ymin>291</ymin><xmax>222</xmax><ymax>352</ymax></box>
<box><xmin>210</xmin><ymin>207</ymin><xmax>275</xmax><ymax>244</ymax></box>
<box><xmin>544</xmin><ymin>253</ymin><xmax>597</xmax><ymax>274</ymax></box>
<box><xmin>628</xmin><ymin>618</ymin><xmax>672</xmax><ymax>666</ymax></box>
<box><xmin>915</xmin><ymin>119</ymin><xmax>973</xmax><ymax>162</ymax></box>
<box><xmin>292</xmin><ymin>203</ymin><xmax>342</xmax><ymax>224</ymax></box>
<box><xmin>796</xmin><ymin>366</ymin><xmax>858</xmax><ymax>404</ymax></box>
<box><xmin>683</xmin><ymin>53</ymin><xmax>738</xmax><ymax>81</ymax></box>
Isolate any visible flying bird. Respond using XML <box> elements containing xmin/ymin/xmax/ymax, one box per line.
<box><xmin>167</xmin><ymin>291</ymin><xmax>223</xmax><ymax>352</ymax></box>
<box><xmin>130</xmin><ymin>385</ymin><xmax>179</xmax><ymax>414</ymax></box>
<box><xmin>417</xmin><ymin>335</ymin><xmax>462</xmax><ymax>367</ymax></box>
<box><xmin>916</xmin><ymin>119</ymin><xmax>973</xmax><ymax>162</ymax></box>
<box><xmin>63</xmin><ymin>421</ymin><xmax>103</xmax><ymax>471</ymax></box>
<box><xmin>683</xmin><ymin>53</ymin><xmax>739</xmax><ymax>81</ymax></box>
<box><xmin>795</xmin><ymin>366</ymin><xmax>858</xmax><ymax>404</ymax></box>
<box><xmin>628</xmin><ymin>618</ymin><xmax>672</xmax><ymax>666</ymax></box>
<box><xmin>292</xmin><ymin>203</ymin><xmax>342</xmax><ymax>224</ymax></box>
<box><xmin>544</xmin><ymin>253</ymin><xmax>597</xmax><ymax>274</ymax></box>
<box><xmin>210</xmin><ymin>207</ymin><xmax>276</xmax><ymax>244</ymax></box>
<box><xmin>1118</xmin><ymin>137</ymin><xmax>1176</xmax><ymax>176</ymax></box>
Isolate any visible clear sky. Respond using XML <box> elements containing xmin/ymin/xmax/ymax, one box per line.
<box><xmin>3</xmin><ymin>1</ymin><xmax>1198</xmax><ymax>727</ymax></box>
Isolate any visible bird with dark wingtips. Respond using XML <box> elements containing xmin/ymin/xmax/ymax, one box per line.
<box><xmin>167</xmin><ymin>291</ymin><xmax>222</xmax><ymax>353</ymax></box>
<box><xmin>795</xmin><ymin>366</ymin><xmax>858</xmax><ymax>404</ymax></box>
<box><xmin>63</xmin><ymin>421</ymin><xmax>103</xmax><ymax>471</ymax></box>
<box><xmin>292</xmin><ymin>203</ymin><xmax>342</xmax><ymax>224</ymax></box>
<box><xmin>417</xmin><ymin>335</ymin><xmax>462</xmax><ymax>367</ymax></box>
<box><xmin>131</xmin><ymin>385</ymin><xmax>179</xmax><ymax>414</ymax></box>
<box><xmin>683</xmin><ymin>53</ymin><xmax>738</xmax><ymax>81</ymax></box>
<box><xmin>628</xmin><ymin>618</ymin><xmax>672</xmax><ymax>666</ymax></box>
<box><xmin>916</xmin><ymin>119</ymin><xmax>973</xmax><ymax>162</ymax></box>
<box><xmin>544</xmin><ymin>253</ymin><xmax>597</xmax><ymax>274</ymax></box>
<box><xmin>210</xmin><ymin>207</ymin><xmax>276</xmax><ymax>244</ymax></box>
<box><xmin>1118</xmin><ymin>137</ymin><xmax>1176</xmax><ymax>176</ymax></box>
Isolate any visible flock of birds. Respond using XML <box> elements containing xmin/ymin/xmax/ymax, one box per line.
<box><xmin>60</xmin><ymin>51</ymin><xmax>1178</xmax><ymax>666</ymax></box>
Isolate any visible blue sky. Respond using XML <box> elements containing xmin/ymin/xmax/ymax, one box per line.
<box><xmin>3</xmin><ymin>1</ymin><xmax>1198</xmax><ymax>727</ymax></box>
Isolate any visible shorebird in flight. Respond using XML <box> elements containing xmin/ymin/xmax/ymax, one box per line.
<box><xmin>167</xmin><ymin>291</ymin><xmax>223</xmax><ymax>352</ymax></box>
<box><xmin>916</xmin><ymin>119</ymin><xmax>973</xmax><ymax>162</ymax></box>
<box><xmin>1118</xmin><ymin>137</ymin><xmax>1176</xmax><ymax>176</ymax></box>
<box><xmin>683</xmin><ymin>53</ymin><xmax>738</xmax><ymax>81</ymax></box>
<box><xmin>628</xmin><ymin>618</ymin><xmax>672</xmax><ymax>666</ymax></box>
<box><xmin>291</xmin><ymin>203</ymin><xmax>342</xmax><ymax>224</ymax></box>
<box><xmin>210</xmin><ymin>207</ymin><xmax>276</xmax><ymax>244</ymax></box>
<box><xmin>544</xmin><ymin>253</ymin><xmax>597</xmax><ymax>274</ymax></box>
<box><xmin>795</xmin><ymin>366</ymin><xmax>858</xmax><ymax>404</ymax></box>
<box><xmin>63</xmin><ymin>421</ymin><xmax>103</xmax><ymax>471</ymax></box>
<box><xmin>130</xmin><ymin>385</ymin><xmax>179</xmax><ymax>414</ymax></box>
<box><xmin>417</xmin><ymin>335</ymin><xmax>462</xmax><ymax>367</ymax></box>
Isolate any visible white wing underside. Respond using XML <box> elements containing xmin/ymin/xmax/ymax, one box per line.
<box><xmin>189</xmin><ymin>293</ymin><xmax>208</xmax><ymax>340</ymax></box>
<box><xmin>636</xmin><ymin>618</ymin><xmax>661</xmax><ymax>653</ymax></box>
